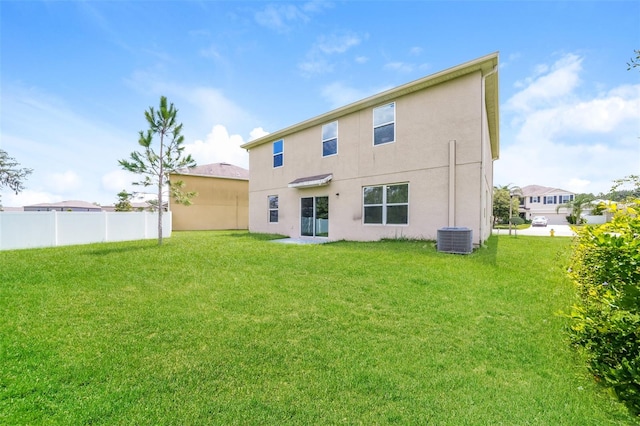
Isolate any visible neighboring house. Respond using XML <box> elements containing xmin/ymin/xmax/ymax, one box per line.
<box><xmin>169</xmin><ymin>162</ymin><xmax>249</xmax><ymax>231</ymax></box>
<box><xmin>101</xmin><ymin>201</ymin><xmax>164</xmax><ymax>212</ymax></box>
<box><xmin>24</xmin><ymin>200</ymin><xmax>102</xmax><ymax>212</ymax></box>
<box><xmin>519</xmin><ymin>185</ymin><xmax>576</xmax><ymax>225</ymax></box>
<box><xmin>241</xmin><ymin>53</ymin><xmax>499</xmax><ymax>246</ymax></box>
<box><xmin>582</xmin><ymin>199</ymin><xmax>614</xmax><ymax>224</ymax></box>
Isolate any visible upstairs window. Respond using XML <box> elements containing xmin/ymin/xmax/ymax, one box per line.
<box><xmin>273</xmin><ymin>139</ymin><xmax>283</xmax><ymax>168</ymax></box>
<box><xmin>322</xmin><ymin>121</ymin><xmax>338</xmax><ymax>157</ymax></box>
<box><xmin>559</xmin><ymin>194</ymin><xmax>574</xmax><ymax>203</ymax></box>
<box><xmin>373</xmin><ymin>102</ymin><xmax>395</xmax><ymax>145</ymax></box>
<box><xmin>529</xmin><ymin>196</ymin><xmax>540</xmax><ymax>203</ymax></box>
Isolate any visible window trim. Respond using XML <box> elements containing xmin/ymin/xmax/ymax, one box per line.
<box><xmin>373</xmin><ymin>102</ymin><xmax>396</xmax><ymax>146</ymax></box>
<box><xmin>268</xmin><ymin>195</ymin><xmax>279</xmax><ymax>223</ymax></box>
<box><xmin>559</xmin><ymin>194</ymin><xmax>574</xmax><ymax>204</ymax></box>
<box><xmin>362</xmin><ymin>182</ymin><xmax>409</xmax><ymax>225</ymax></box>
<box><xmin>273</xmin><ymin>139</ymin><xmax>284</xmax><ymax>168</ymax></box>
<box><xmin>321</xmin><ymin>121</ymin><xmax>338</xmax><ymax>157</ymax></box>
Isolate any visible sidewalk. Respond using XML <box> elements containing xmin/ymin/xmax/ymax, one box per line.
<box><xmin>493</xmin><ymin>225</ymin><xmax>577</xmax><ymax>237</ymax></box>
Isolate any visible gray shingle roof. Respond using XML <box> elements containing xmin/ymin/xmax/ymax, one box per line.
<box><xmin>174</xmin><ymin>163</ymin><xmax>249</xmax><ymax>180</ymax></box>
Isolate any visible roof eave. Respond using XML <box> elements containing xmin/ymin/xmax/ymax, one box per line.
<box><xmin>485</xmin><ymin>69</ymin><xmax>500</xmax><ymax>160</ymax></box>
<box><xmin>170</xmin><ymin>172</ymin><xmax>249</xmax><ymax>181</ymax></box>
<box><xmin>241</xmin><ymin>52</ymin><xmax>500</xmax><ymax>151</ymax></box>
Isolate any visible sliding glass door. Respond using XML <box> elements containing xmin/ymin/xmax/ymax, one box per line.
<box><xmin>301</xmin><ymin>196</ymin><xmax>328</xmax><ymax>237</ymax></box>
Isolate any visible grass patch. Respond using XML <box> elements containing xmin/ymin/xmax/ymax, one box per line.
<box><xmin>493</xmin><ymin>223</ymin><xmax>530</xmax><ymax>230</ymax></box>
<box><xmin>0</xmin><ymin>231</ymin><xmax>635</xmax><ymax>424</ymax></box>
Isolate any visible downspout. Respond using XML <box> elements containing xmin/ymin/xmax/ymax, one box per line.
<box><xmin>480</xmin><ymin>65</ymin><xmax>498</xmax><ymax>245</ymax></box>
<box><xmin>448</xmin><ymin>140</ymin><xmax>456</xmax><ymax>227</ymax></box>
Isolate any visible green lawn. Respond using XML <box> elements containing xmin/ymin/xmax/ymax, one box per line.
<box><xmin>0</xmin><ymin>232</ymin><xmax>635</xmax><ymax>424</ymax></box>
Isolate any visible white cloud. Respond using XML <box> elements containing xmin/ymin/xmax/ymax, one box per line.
<box><xmin>507</xmin><ymin>53</ymin><xmax>582</xmax><ymax>112</ymax></box>
<box><xmin>299</xmin><ymin>31</ymin><xmax>365</xmax><ymax>75</ymax></box>
<box><xmin>1</xmin><ymin>189</ymin><xmax>62</xmax><ymax>207</ymax></box>
<box><xmin>320</xmin><ymin>81</ymin><xmax>394</xmax><ymax>109</ymax></box>
<box><xmin>184</xmin><ymin>87</ymin><xmax>253</xmax><ymax>132</ymax></box>
<box><xmin>102</xmin><ymin>169</ymin><xmax>139</xmax><ymax>194</ymax></box>
<box><xmin>497</xmin><ymin>53</ymin><xmax>640</xmax><ymax>195</ymax></box>
<box><xmin>320</xmin><ymin>82</ymin><xmax>370</xmax><ymax>109</ymax></box>
<box><xmin>249</xmin><ymin>127</ymin><xmax>269</xmax><ymax>141</ymax></box>
<box><xmin>409</xmin><ymin>46</ymin><xmax>423</xmax><ymax>56</ymax></box>
<box><xmin>254</xmin><ymin>3</ymin><xmax>311</xmax><ymax>32</ymax></box>
<box><xmin>566</xmin><ymin>178</ymin><xmax>592</xmax><ymax>193</ymax></box>
<box><xmin>184</xmin><ymin>125</ymin><xmax>250</xmax><ymax>169</ymax></box>
<box><xmin>384</xmin><ymin>62</ymin><xmax>414</xmax><ymax>73</ymax></box>
<box><xmin>125</xmin><ymin>70</ymin><xmax>259</xmax><ymax>140</ymax></box>
<box><xmin>254</xmin><ymin>1</ymin><xmax>332</xmax><ymax>32</ymax></box>
<box><xmin>0</xmin><ymin>84</ymin><xmax>134</xmax><ymax>205</ymax></box>
<box><xmin>199</xmin><ymin>44</ymin><xmax>224</xmax><ymax>61</ymax></box>
<box><xmin>316</xmin><ymin>33</ymin><xmax>362</xmax><ymax>54</ymax></box>
<box><xmin>299</xmin><ymin>58</ymin><xmax>334</xmax><ymax>75</ymax></box>
<box><xmin>45</xmin><ymin>170</ymin><xmax>82</xmax><ymax>193</ymax></box>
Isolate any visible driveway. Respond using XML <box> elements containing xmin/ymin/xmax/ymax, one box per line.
<box><xmin>493</xmin><ymin>224</ymin><xmax>577</xmax><ymax>237</ymax></box>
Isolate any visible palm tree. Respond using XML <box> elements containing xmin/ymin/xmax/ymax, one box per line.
<box><xmin>556</xmin><ymin>194</ymin><xmax>595</xmax><ymax>224</ymax></box>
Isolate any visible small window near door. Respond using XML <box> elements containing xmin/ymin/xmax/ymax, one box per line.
<box><xmin>268</xmin><ymin>195</ymin><xmax>278</xmax><ymax>223</ymax></box>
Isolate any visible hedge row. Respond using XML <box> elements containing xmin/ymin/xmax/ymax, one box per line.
<box><xmin>567</xmin><ymin>199</ymin><xmax>640</xmax><ymax>416</ymax></box>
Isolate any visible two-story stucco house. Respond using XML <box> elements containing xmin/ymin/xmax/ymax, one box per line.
<box><xmin>519</xmin><ymin>184</ymin><xmax>576</xmax><ymax>224</ymax></box>
<box><xmin>241</xmin><ymin>53</ymin><xmax>499</xmax><ymax>247</ymax></box>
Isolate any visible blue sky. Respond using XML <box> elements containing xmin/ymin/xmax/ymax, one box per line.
<box><xmin>1</xmin><ymin>0</ymin><xmax>638</xmax><ymax>206</ymax></box>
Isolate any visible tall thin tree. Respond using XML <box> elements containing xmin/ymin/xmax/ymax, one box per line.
<box><xmin>119</xmin><ymin>96</ymin><xmax>196</xmax><ymax>245</ymax></box>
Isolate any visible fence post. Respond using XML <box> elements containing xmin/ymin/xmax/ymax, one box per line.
<box><xmin>104</xmin><ymin>211</ymin><xmax>109</xmax><ymax>242</ymax></box>
<box><xmin>53</xmin><ymin>211</ymin><xmax>59</xmax><ymax>247</ymax></box>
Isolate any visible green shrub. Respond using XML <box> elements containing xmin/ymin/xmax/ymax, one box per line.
<box><xmin>567</xmin><ymin>199</ymin><xmax>640</xmax><ymax>416</ymax></box>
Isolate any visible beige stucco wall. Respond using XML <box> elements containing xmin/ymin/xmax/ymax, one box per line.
<box><xmin>171</xmin><ymin>174</ymin><xmax>248</xmax><ymax>231</ymax></box>
<box><xmin>247</xmin><ymin>71</ymin><xmax>495</xmax><ymax>245</ymax></box>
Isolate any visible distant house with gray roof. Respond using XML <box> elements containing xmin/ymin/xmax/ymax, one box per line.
<box><xmin>169</xmin><ymin>162</ymin><xmax>249</xmax><ymax>231</ymax></box>
<box><xmin>518</xmin><ymin>185</ymin><xmax>576</xmax><ymax>225</ymax></box>
<box><xmin>24</xmin><ymin>200</ymin><xmax>102</xmax><ymax>212</ymax></box>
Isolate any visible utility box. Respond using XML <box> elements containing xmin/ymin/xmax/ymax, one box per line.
<box><xmin>437</xmin><ymin>227</ymin><xmax>473</xmax><ymax>254</ymax></box>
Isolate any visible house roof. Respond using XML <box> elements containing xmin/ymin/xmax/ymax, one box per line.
<box><xmin>241</xmin><ymin>52</ymin><xmax>500</xmax><ymax>159</ymax></box>
<box><xmin>24</xmin><ymin>200</ymin><xmax>101</xmax><ymax>209</ymax></box>
<box><xmin>173</xmin><ymin>162</ymin><xmax>249</xmax><ymax>180</ymax></box>
<box><xmin>521</xmin><ymin>185</ymin><xmax>574</xmax><ymax>197</ymax></box>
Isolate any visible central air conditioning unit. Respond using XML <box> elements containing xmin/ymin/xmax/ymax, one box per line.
<box><xmin>437</xmin><ymin>227</ymin><xmax>473</xmax><ymax>254</ymax></box>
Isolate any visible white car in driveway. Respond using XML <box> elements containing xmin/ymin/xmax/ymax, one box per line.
<box><xmin>531</xmin><ymin>216</ymin><xmax>548</xmax><ymax>227</ymax></box>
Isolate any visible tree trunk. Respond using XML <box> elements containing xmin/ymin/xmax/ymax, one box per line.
<box><xmin>508</xmin><ymin>197</ymin><xmax>513</xmax><ymax>236</ymax></box>
<box><xmin>157</xmin><ymin>133</ymin><xmax>164</xmax><ymax>245</ymax></box>
<box><xmin>158</xmin><ymin>181</ymin><xmax>163</xmax><ymax>245</ymax></box>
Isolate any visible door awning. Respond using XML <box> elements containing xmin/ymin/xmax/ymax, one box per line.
<box><xmin>288</xmin><ymin>173</ymin><xmax>333</xmax><ymax>188</ymax></box>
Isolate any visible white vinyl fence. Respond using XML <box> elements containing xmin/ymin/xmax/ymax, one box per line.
<box><xmin>581</xmin><ymin>214</ymin><xmax>607</xmax><ymax>225</ymax></box>
<box><xmin>0</xmin><ymin>211</ymin><xmax>172</xmax><ymax>251</ymax></box>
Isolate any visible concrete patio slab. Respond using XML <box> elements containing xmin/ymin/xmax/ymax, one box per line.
<box><xmin>272</xmin><ymin>237</ymin><xmax>330</xmax><ymax>245</ymax></box>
